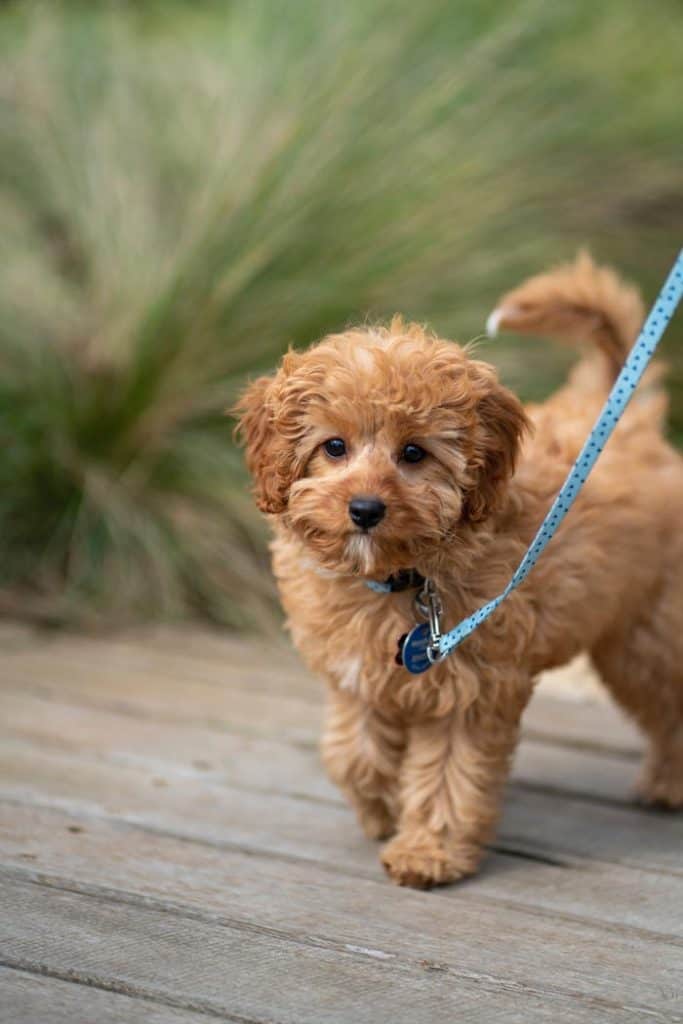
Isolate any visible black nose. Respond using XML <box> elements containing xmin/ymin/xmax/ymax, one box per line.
<box><xmin>349</xmin><ymin>497</ymin><xmax>386</xmax><ymax>530</ymax></box>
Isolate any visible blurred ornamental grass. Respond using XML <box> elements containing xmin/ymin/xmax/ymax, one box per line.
<box><xmin>0</xmin><ymin>0</ymin><xmax>681</xmax><ymax>628</ymax></box>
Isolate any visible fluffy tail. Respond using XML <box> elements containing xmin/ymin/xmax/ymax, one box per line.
<box><xmin>487</xmin><ymin>251</ymin><xmax>646</xmax><ymax>383</ymax></box>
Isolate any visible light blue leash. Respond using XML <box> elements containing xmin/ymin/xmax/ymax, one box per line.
<box><xmin>398</xmin><ymin>249</ymin><xmax>683</xmax><ymax>674</ymax></box>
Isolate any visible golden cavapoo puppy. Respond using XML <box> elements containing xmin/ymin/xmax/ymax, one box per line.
<box><xmin>236</xmin><ymin>255</ymin><xmax>683</xmax><ymax>888</ymax></box>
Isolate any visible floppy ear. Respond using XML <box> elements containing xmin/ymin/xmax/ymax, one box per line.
<box><xmin>233</xmin><ymin>375</ymin><xmax>283</xmax><ymax>514</ymax></box>
<box><xmin>233</xmin><ymin>353</ymin><xmax>315</xmax><ymax>515</ymax></box>
<box><xmin>462</xmin><ymin>362</ymin><xmax>529</xmax><ymax>523</ymax></box>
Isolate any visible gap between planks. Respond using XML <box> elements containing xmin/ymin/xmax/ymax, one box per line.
<box><xmin>2</xmin><ymin>626</ymin><xmax>679</xmax><ymax>1019</ymax></box>
<box><xmin>0</xmin><ymin>628</ymin><xmax>643</xmax><ymax>755</ymax></box>
<box><xmin>0</xmin><ymin>684</ymin><xmax>640</xmax><ymax>808</ymax></box>
<box><xmin>3</xmin><ymin>824</ymin><xmax>683</xmax><ymax>949</ymax></box>
<box><xmin>3</xmin><ymin>730</ymin><xmax>675</xmax><ymax>881</ymax></box>
<box><xmin>0</xmin><ymin>967</ymin><xmax>249</xmax><ymax>1024</ymax></box>
<box><xmin>1</xmin><ymin>871</ymin><xmax>682</xmax><ymax>1024</ymax></box>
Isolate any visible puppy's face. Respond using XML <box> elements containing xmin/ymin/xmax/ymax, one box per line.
<box><xmin>236</xmin><ymin>319</ymin><xmax>527</xmax><ymax>578</ymax></box>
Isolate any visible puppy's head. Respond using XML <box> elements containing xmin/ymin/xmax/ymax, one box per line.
<box><xmin>235</xmin><ymin>318</ymin><xmax>528</xmax><ymax>577</ymax></box>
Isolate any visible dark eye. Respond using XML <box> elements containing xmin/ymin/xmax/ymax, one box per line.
<box><xmin>401</xmin><ymin>443</ymin><xmax>426</xmax><ymax>464</ymax></box>
<box><xmin>323</xmin><ymin>437</ymin><xmax>346</xmax><ymax>458</ymax></box>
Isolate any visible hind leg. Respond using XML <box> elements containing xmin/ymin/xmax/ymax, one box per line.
<box><xmin>591</xmin><ymin>571</ymin><xmax>683</xmax><ymax>808</ymax></box>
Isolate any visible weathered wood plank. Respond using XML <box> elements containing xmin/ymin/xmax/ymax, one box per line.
<box><xmin>0</xmin><ymin>968</ymin><xmax>220</xmax><ymax>1024</ymax></box>
<box><xmin>0</xmin><ymin>621</ymin><xmax>295</xmax><ymax>665</ymax></box>
<box><xmin>0</xmin><ymin>633</ymin><xmax>643</xmax><ymax>756</ymax></box>
<box><xmin>1</xmin><ymin>738</ymin><xmax>681</xmax><ymax>879</ymax></box>
<box><xmin>0</xmin><ymin>659</ymin><xmax>323</xmax><ymax>745</ymax></box>
<box><xmin>523</xmin><ymin>693</ymin><xmax>641</xmax><ymax>756</ymax></box>
<box><xmin>7</xmin><ymin>875</ymin><xmax>669</xmax><ymax>1024</ymax></box>
<box><xmin>0</xmin><ymin>688</ymin><xmax>640</xmax><ymax>809</ymax></box>
<box><xmin>512</xmin><ymin>736</ymin><xmax>638</xmax><ymax>802</ymax></box>
<box><xmin>3</xmin><ymin>867</ymin><xmax>682</xmax><ymax>1024</ymax></box>
<box><xmin>0</xmin><ymin>632</ymin><xmax>313</xmax><ymax>698</ymax></box>
<box><xmin>0</xmin><ymin>641</ymin><xmax>644</xmax><ymax>799</ymax></box>
<box><xmin>0</xmin><ymin>691</ymin><xmax>334</xmax><ymax>800</ymax></box>
<box><xmin>2</xmin><ymin>799</ymin><xmax>682</xmax><ymax>944</ymax></box>
<box><xmin>0</xmin><ymin>627</ymin><xmax>678</xmax><ymax>1024</ymax></box>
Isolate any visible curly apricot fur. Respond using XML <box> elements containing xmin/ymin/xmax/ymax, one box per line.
<box><xmin>237</xmin><ymin>254</ymin><xmax>683</xmax><ymax>888</ymax></box>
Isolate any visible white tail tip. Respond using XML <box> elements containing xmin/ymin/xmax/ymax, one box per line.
<box><xmin>486</xmin><ymin>307</ymin><xmax>504</xmax><ymax>338</ymax></box>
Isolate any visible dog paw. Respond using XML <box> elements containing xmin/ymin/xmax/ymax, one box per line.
<box><xmin>635</xmin><ymin>775</ymin><xmax>683</xmax><ymax>810</ymax></box>
<box><xmin>380</xmin><ymin>835</ymin><xmax>479</xmax><ymax>889</ymax></box>
<box><xmin>635</xmin><ymin>743</ymin><xmax>683</xmax><ymax>810</ymax></box>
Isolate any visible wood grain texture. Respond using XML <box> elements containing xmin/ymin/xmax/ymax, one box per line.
<box><xmin>0</xmin><ymin>628</ymin><xmax>642</xmax><ymax>751</ymax></box>
<box><xmin>2</xmin><ymin>875</ymin><xmax>681</xmax><ymax>1024</ymax></box>
<box><xmin>3</xmin><ymin>730</ymin><xmax>679</xmax><ymax>876</ymax></box>
<box><xmin>0</xmin><ymin>687</ymin><xmax>640</xmax><ymax>805</ymax></box>
<box><xmin>1</xmin><ymin>799</ymin><xmax>682</xmax><ymax>944</ymax></box>
<box><xmin>0</xmin><ymin>626</ymin><xmax>680</xmax><ymax>1024</ymax></box>
<box><xmin>0</xmin><ymin>969</ymin><xmax>221</xmax><ymax>1024</ymax></box>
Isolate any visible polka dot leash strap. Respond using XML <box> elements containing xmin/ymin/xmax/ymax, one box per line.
<box><xmin>401</xmin><ymin>249</ymin><xmax>683</xmax><ymax>674</ymax></box>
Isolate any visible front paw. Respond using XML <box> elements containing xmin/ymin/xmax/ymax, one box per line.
<box><xmin>635</xmin><ymin>771</ymin><xmax>683</xmax><ymax>810</ymax></box>
<box><xmin>380</xmin><ymin>833</ymin><xmax>481</xmax><ymax>889</ymax></box>
<box><xmin>635</xmin><ymin>740</ymin><xmax>683</xmax><ymax>810</ymax></box>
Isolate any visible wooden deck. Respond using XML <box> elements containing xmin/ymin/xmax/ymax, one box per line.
<box><xmin>1</xmin><ymin>622</ymin><xmax>681</xmax><ymax>1023</ymax></box>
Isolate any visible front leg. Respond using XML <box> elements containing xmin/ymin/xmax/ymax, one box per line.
<box><xmin>381</xmin><ymin>696</ymin><xmax>526</xmax><ymax>887</ymax></box>
<box><xmin>321</xmin><ymin>689</ymin><xmax>405</xmax><ymax>840</ymax></box>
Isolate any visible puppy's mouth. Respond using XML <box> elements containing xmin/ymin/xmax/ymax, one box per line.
<box><xmin>287</xmin><ymin>495</ymin><xmax>429</xmax><ymax>578</ymax></box>
<box><xmin>343</xmin><ymin>530</ymin><xmax>389</xmax><ymax>575</ymax></box>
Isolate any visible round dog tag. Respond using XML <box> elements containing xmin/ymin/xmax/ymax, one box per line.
<box><xmin>399</xmin><ymin>623</ymin><xmax>432</xmax><ymax>675</ymax></box>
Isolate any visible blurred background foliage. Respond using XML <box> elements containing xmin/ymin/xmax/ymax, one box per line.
<box><xmin>0</xmin><ymin>0</ymin><xmax>681</xmax><ymax>629</ymax></box>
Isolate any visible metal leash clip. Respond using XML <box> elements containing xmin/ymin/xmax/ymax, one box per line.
<box><xmin>415</xmin><ymin>579</ymin><xmax>445</xmax><ymax>664</ymax></box>
<box><xmin>395</xmin><ymin>578</ymin><xmax>447</xmax><ymax>674</ymax></box>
